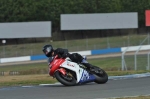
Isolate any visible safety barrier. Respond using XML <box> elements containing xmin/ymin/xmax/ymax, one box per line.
<box><xmin>0</xmin><ymin>56</ymin><xmax>30</xmax><ymax>63</ymax></box>
<box><xmin>121</xmin><ymin>45</ymin><xmax>150</xmax><ymax>52</ymax></box>
<box><xmin>0</xmin><ymin>45</ymin><xmax>149</xmax><ymax>63</ymax></box>
<box><xmin>91</xmin><ymin>48</ymin><xmax>121</xmax><ymax>55</ymax></box>
<box><xmin>30</xmin><ymin>55</ymin><xmax>47</xmax><ymax>61</ymax></box>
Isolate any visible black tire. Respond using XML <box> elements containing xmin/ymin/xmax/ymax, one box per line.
<box><xmin>94</xmin><ymin>68</ymin><xmax>108</xmax><ymax>84</ymax></box>
<box><xmin>54</xmin><ymin>71</ymin><xmax>77</xmax><ymax>86</ymax></box>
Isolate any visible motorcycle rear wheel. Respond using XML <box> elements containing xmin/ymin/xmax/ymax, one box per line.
<box><xmin>54</xmin><ymin>70</ymin><xmax>77</xmax><ymax>86</ymax></box>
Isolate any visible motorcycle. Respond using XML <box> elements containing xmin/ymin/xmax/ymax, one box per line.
<box><xmin>48</xmin><ymin>55</ymin><xmax>108</xmax><ymax>86</ymax></box>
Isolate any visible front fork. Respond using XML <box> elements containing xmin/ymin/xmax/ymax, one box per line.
<box><xmin>57</xmin><ymin>68</ymin><xmax>74</xmax><ymax>81</ymax></box>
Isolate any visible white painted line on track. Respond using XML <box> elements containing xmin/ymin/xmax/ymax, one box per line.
<box><xmin>39</xmin><ymin>82</ymin><xmax>61</xmax><ymax>86</ymax></box>
<box><xmin>108</xmin><ymin>72</ymin><xmax>150</xmax><ymax>80</ymax></box>
<box><xmin>22</xmin><ymin>86</ymin><xmax>35</xmax><ymax>88</ymax></box>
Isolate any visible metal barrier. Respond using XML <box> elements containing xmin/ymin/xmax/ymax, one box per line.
<box><xmin>0</xmin><ymin>71</ymin><xmax>4</xmax><ymax>76</ymax></box>
<box><xmin>121</xmin><ymin>33</ymin><xmax>150</xmax><ymax>71</ymax></box>
<box><xmin>9</xmin><ymin>71</ymin><xmax>19</xmax><ymax>75</ymax></box>
<box><xmin>134</xmin><ymin>36</ymin><xmax>149</xmax><ymax>70</ymax></box>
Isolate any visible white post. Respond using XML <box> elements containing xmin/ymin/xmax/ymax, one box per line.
<box><xmin>134</xmin><ymin>54</ymin><xmax>137</xmax><ymax>70</ymax></box>
<box><xmin>134</xmin><ymin>36</ymin><xmax>148</xmax><ymax>70</ymax></box>
<box><xmin>121</xmin><ymin>47</ymin><xmax>129</xmax><ymax>71</ymax></box>
<box><xmin>121</xmin><ymin>54</ymin><xmax>124</xmax><ymax>71</ymax></box>
<box><xmin>148</xmin><ymin>52</ymin><xmax>150</xmax><ymax>70</ymax></box>
<box><xmin>148</xmin><ymin>33</ymin><xmax>150</xmax><ymax>44</ymax></box>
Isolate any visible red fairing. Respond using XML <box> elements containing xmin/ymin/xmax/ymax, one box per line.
<box><xmin>58</xmin><ymin>68</ymin><xmax>66</xmax><ymax>75</ymax></box>
<box><xmin>49</xmin><ymin>57</ymin><xmax>65</xmax><ymax>76</ymax></box>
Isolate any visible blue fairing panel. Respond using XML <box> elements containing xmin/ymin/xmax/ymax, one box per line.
<box><xmin>79</xmin><ymin>70</ymin><xmax>96</xmax><ymax>83</ymax></box>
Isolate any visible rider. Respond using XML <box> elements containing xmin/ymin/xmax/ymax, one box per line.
<box><xmin>42</xmin><ymin>44</ymin><xmax>96</xmax><ymax>72</ymax></box>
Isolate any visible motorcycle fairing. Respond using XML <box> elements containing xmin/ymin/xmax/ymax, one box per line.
<box><xmin>60</xmin><ymin>58</ymin><xmax>96</xmax><ymax>84</ymax></box>
<box><xmin>49</xmin><ymin>58</ymin><xmax>65</xmax><ymax>76</ymax></box>
<box><xmin>78</xmin><ymin>69</ymin><xmax>96</xmax><ymax>83</ymax></box>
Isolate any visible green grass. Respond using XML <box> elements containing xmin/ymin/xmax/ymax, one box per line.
<box><xmin>0</xmin><ymin>55</ymin><xmax>150</xmax><ymax>87</ymax></box>
<box><xmin>89</xmin><ymin>57</ymin><xmax>122</xmax><ymax>70</ymax></box>
<box><xmin>0</xmin><ymin>63</ymin><xmax>46</xmax><ymax>72</ymax></box>
<box><xmin>0</xmin><ymin>79</ymin><xmax>56</xmax><ymax>87</ymax></box>
<box><xmin>0</xmin><ymin>74</ymin><xmax>57</xmax><ymax>87</ymax></box>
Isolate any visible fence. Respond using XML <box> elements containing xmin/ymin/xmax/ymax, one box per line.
<box><xmin>0</xmin><ymin>71</ymin><xmax>19</xmax><ymax>76</ymax></box>
<box><xmin>0</xmin><ymin>34</ymin><xmax>148</xmax><ymax>58</ymax></box>
<box><xmin>0</xmin><ymin>71</ymin><xmax>4</xmax><ymax>76</ymax></box>
<box><xmin>121</xmin><ymin>33</ymin><xmax>150</xmax><ymax>71</ymax></box>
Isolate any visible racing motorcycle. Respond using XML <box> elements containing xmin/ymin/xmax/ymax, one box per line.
<box><xmin>48</xmin><ymin>55</ymin><xmax>108</xmax><ymax>86</ymax></box>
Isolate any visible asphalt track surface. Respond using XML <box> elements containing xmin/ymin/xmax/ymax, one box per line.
<box><xmin>0</xmin><ymin>77</ymin><xmax>150</xmax><ymax>99</ymax></box>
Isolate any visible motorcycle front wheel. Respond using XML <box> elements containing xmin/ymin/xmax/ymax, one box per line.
<box><xmin>54</xmin><ymin>70</ymin><xmax>77</xmax><ymax>86</ymax></box>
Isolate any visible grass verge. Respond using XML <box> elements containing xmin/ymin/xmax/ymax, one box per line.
<box><xmin>0</xmin><ymin>74</ymin><xmax>57</xmax><ymax>87</ymax></box>
<box><xmin>114</xmin><ymin>95</ymin><xmax>150</xmax><ymax>99</ymax></box>
<box><xmin>0</xmin><ymin>57</ymin><xmax>150</xmax><ymax>87</ymax></box>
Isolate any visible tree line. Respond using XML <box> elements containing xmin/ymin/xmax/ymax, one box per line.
<box><xmin>0</xmin><ymin>0</ymin><xmax>150</xmax><ymax>41</ymax></box>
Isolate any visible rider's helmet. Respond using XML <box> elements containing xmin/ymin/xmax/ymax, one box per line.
<box><xmin>42</xmin><ymin>44</ymin><xmax>54</xmax><ymax>57</ymax></box>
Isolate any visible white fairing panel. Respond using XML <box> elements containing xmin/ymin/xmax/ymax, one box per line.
<box><xmin>60</xmin><ymin>59</ymin><xmax>84</xmax><ymax>83</ymax></box>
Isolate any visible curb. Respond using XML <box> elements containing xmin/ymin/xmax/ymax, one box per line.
<box><xmin>108</xmin><ymin>73</ymin><xmax>150</xmax><ymax>80</ymax></box>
